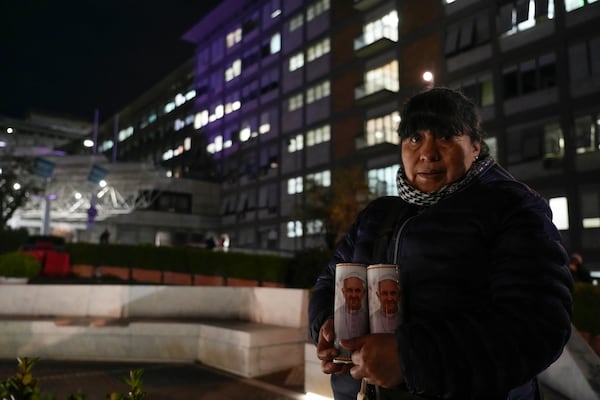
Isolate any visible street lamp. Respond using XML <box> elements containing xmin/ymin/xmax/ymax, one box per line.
<box><xmin>423</xmin><ymin>71</ymin><xmax>435</xmax><ymax>88</ymax></box>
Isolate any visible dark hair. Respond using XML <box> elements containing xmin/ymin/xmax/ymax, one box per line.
<box><xmin>398</xmin><ymin>87</ymin><xmax>489</xmax><ymax>156</ymax></box>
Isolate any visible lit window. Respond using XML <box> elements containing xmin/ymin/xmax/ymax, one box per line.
<box><xmin>99</xmin><ymin>140</ymin><xmax>114</xmax><ymax>152</ymax></box>
<box><xmin>499</xmin><ymin>0</ymin><xmax>555</xmax><ymax>37</ymax></box>
<box><xmin>549</xmin><ymin>197</ymin><xmax>569</xmax><ymax>230</ymax></box>
<box><xmin>162</xmin><ymin>149</ymin><xmax>174</xmax><ymax>161</ymax></box>
<box><xmin>259</xmin><ymin>111</ymin><xmax>271</xmax><ymax>134</ymax></box>
<box><xmin>226</xmin><ymin>27</ymin><xmax>242</xmax><ymax>48</ymax></box>
<box><xmin>306</xmin><ymin>81</ymin><xmax>330</xmax><ymax>104</ymax></box>
<box><xmin>307</xmin><ymin>37</ymin><xmax>330</xmax><ymax>62</ymax></box>
<box><xmin>174</xmin><ymin>119</ymin><xmax>185</xmax><ymax>132</ymax></box>
<box><xmin>306</xmin><ymin>125</ymin><xmax>330</xmax><ymax>147</ymax></box>
<box><xmin>289</xmin><ymin>93</ymin><xmax>304</xmax><ymax>111</ymax></box>
<box><xmin>289</xmin><ymin>52</ymin><xmax>305</xmax><ymax>71</ymax></box>
<box><xmin>306</xmin><ymin>219</ymin><xmax>324</xmax><ymax>235</ymax></box>
<box><xmin>288</xmin><ymin>176</ymin><xmax>303</xmax><ymax>194</ymax></box>
<box><xmin>240</xmin><ymin>127</ymin><xmax>252</xmax><ymax>142</ymax></box>
<box><xmin>306</xmin><ymin>0</ymin><xmax>330</xmax><ymax>22</ymax></box>
<box><xmin>287</xmin><ymin>221</ymin><xmax>303</xmax><ymax>238</ymax></box>
<box><xmin>175</xmin><ymin>93</ymin><xmax>186</xmax><ymax>106</ymax></box>
<box><xmin>164</xmin><ymin>102</ymin><xmax>176</xmax><ymax>113</ymax></box>
<box><xmin>288</xmin><ymin>134</ymin><xmax>304</xmax><ymax>153</ymax></box>
<box><xmin>363</xmin><ymin>10</ymin><xmax>398</xmax><ymax>47</ymax></box>
<box><xmin>118</xmin><ymin>126</ymin><xmax>134</xmax><ymax>142</ymax></box>
<box><xmin>185</xmin><ymin>90</ymin><xmax>196</xmax><ymax>100</ymax></box>
<box><xmin>365</xmin><ymin>112</ymin><xmax>400</xmax><ymax>147</ymax></box>
<box><xmin>225</xmin><ymin>59</ymin><xmax>242</xmax><ymax>81</ymax></box>
<box><xmin>582</xmin><ymin>188</ymin><xmax>600</xmax><ymax>228</ymax></box>
<box><xmin>270</xmin><ymin>33</ymin><xmax>281</xmax><ymax>54</ymax></box>
<box><xmin>368</xmin><ymin>164</ymin><xmax>400</xmax><ymax>196</ymax></box>
<box><xmin>194</xmin><ymin>110</ymin><xmax>209</xmax><ymax>129</ymax></box>
<box><xmin>360</xmin><ymin>60</ymin><xmax>399</xmax><ymax>98</ymax></box>
<box><xmin>215</xmin><ymin>104</ymin><xmax>224</xmax><ymax>119</ymax></box>
<box><xmin>306</xmin><ymin>170</ymin><xmax>331</xmax><ymax>187</ymax></box>
<box><xmin>290</xmin><ymin>14</ymin><xmax>303</xmax><ymax>31</ymax></box>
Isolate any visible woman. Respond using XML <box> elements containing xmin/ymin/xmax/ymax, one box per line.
<box><xmin>308</xmin><ymin>88</ymin><xmax>573</xmax><ymax>400</ymax></box>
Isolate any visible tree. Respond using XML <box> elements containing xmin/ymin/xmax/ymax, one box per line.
<box><xmin>0</xmin><ymin>157</ymin><xmax>41</xmax><ymax>229</ymax></box>
<box><xmin>298</xmin><ymin>165</ymin><xmax>373</xmax><ymax>250</ymax></box>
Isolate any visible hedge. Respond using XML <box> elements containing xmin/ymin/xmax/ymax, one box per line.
<box><xmin>64</xmin><ymin>242</ymin><xmax>291</xmax><ymax>285</ymax></box>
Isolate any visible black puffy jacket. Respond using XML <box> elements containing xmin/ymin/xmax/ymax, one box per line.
<box><xmin>309</xmin><ymin>163</ymin><xmax>573</xmax><ymax>400</ymax></box>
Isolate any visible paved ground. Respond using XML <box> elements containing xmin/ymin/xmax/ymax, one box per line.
<box><xmin>0</xmin><ymin>359</ymin><xmax>306</xmax><ymax>400</ymax></box>
<box><xmin>0</xmin><ymin>358</ymin><xmax>573</xmax><ymax>400</ymax></box>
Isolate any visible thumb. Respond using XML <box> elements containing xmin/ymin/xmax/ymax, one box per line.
<box><xmin>321</xmin><ymin>319</ymin><xmax>335</xmax><ymax>343</ymax></box>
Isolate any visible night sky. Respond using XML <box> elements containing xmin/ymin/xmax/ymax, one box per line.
<box><xmin>0</xmin><ymin>1</ymin><xmax>221</xmax><ymax>123</ymax></box>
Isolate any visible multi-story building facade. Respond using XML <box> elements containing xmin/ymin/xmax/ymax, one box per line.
<box><xmin>441</xmin><ymin>0</ymin><xmax>600</xmax><ymax>268</ymax></box>
<box><xmin>94</xmin><ymin>0</ymin><xmax>600</xmax><ymax>267</ymax></box>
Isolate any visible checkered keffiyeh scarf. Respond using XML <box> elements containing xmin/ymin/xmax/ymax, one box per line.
<box><xmin>396</xmin><ymin>157</ymin><xmax>495</xmax><ymax>207</ymax></box>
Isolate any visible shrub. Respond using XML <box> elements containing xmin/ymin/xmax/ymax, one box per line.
<box><xmin>285</xmin><ymin>247</ymin><xmax>332</xmax><ymax>288</ymax></box>
<box><xmin>0</xmin><ymin>358</ymin><xmax>146</xmax><ymax>400</ymax></box>
<box><xmin>0</xmin><ymin>251</ymin><xmax>41</xmax><ymax>278</ymax></box>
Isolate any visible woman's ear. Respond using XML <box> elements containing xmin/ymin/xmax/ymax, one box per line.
<box><xmin>473</xmin><ymin>141</ymin><xmax>481</xmax><ymax>160</ymax></box>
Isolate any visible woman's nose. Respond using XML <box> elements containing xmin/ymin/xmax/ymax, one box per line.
<box><xmin>420</xmin><ymin>133</ymin><xmax>440</xmax><ymax>161</ymax></box>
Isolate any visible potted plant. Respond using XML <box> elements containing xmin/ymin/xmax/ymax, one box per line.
<box><xmin>0</xmin><ymin>251</ymin><xmax>41</xmax><ymax>283</ymax></box>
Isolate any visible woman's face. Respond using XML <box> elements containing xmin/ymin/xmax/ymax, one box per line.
<box><xmin>401</xmin><ymin>130</ymin><xmax>481</xmax><ymax>193</ymax></box>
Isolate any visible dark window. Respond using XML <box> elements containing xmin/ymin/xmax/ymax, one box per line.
<box><xmin>534</xmin><ymin>0</ymin><xmax>549</xmax><ymax>18</ymax></box>
<box><xmin>497</xmin><ymin>4</ymin><xmax>513</xmax><ymax>34</ymax></box>
<box><xmin>570</xmin><ymin>43</ymin><xmax>590</xmax><ymax>81</ymax></box>
<box><xmin>138</xmin><ymin>190</ymin><xmax>192</xmax><ymax>213</ymax></box>
<box><xmin>503</xmin><ymin>67</ymin><xmax>519</xmax><ymax>99</ymax></box>
<box><xmin>521</xmin><ymin>61</ymin><xmax>537</xmax><ymax>94</ymax></box>
<box><xmin>445</xmin><ymin>12</ymin><xmax>489</xmax><ymax>57</ymax></box>
<box><xmin>516</xmin><ymin>0</ymin><xmax>530</xmax><ymax>24</ymax></box>
<box><xmin>502</xmin><ymin>54</ymin><xmax>556</xmax><ymax>98</ymax></box>
<box><xmin>462</xmin><ymin>83</ymin><xmax>481</xmax><ymax>106</ymax></box>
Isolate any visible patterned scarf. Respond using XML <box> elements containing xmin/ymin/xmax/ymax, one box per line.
<box><xmin>396</xmin><ymin>157</ymin><xmax>495</xmax><ymax>207</ymax></box>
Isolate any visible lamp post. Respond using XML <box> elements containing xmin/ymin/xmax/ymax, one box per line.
<box><xmin>422</xmin><ymin>70</ymin><xmax>435</xmax><ymax>88</ymax></box>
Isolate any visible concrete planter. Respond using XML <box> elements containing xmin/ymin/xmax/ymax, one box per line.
<box><xmin>0</xmin><ymin>277</ymin><xmax>28</xmax><ymax>284</ymax></box>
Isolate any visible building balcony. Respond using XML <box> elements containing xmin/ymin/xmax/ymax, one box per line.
<box><xmin>355</xmin><ymin>134</ymin><xmax>398</xmax><ymax>153</ymax></box>
<box><xmin>354</xmin><ymin>81</ymin><xmax>399</xmax><ymax>106</ymax></box>
<box><xmin>353</xmin><ymin>0</ymin><xmax>386</xmax><ymax>11</ymax></box>
<box><xmin>354</xmin><ymin>34</ymin><xmax>396</xmax><ymax>58</ymax></box>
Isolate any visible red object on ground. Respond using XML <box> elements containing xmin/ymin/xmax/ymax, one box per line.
<box><xmin>20</xmin><ymin>235</ymin><xmax>71</xmax><ymax>277</ymax></box>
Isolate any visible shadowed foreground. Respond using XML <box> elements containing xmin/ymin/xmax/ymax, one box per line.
<box><xmin>0</xmin><ymin>359</ymin><xmax>305</xmax><ymax>400</ymax></box>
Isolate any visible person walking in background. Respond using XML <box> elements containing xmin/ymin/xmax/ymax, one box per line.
<box><xmin>569</xmin><ymin>252</ymin><xmax>593</xmax><ymax>283</ymax></box>
<box><xmin>308</xmin><ymin>87</ymin><xmax>573</xmax><ymax>400</ymax></box>
<box><xmin>99</xmin><ymin>229</ymin><xmax>110</xmax><ymax>245</ymax></box>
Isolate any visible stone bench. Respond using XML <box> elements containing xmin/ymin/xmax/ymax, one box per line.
<box><xmin>0</xmin><ymin>285</ymin><xmax>309</xmax><ymax>378</ymax></box>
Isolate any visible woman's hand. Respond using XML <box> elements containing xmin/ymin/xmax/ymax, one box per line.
<box><xmin>316</xmin><ymin>319</ymin><xmax>352</xmax><ymax>375</ymax></box>
<box><xmin>341</xmin><ymin>333</ymin><xmax>404</xmax><ymax>388</ymax></box>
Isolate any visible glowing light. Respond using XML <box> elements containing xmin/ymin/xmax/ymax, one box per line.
<box><xmin>422</xmin><ymin>71</ymin><xmax>434</xmax><ymax>82</ymax></box>
<box><xmin>304</xmin><ymin>392</ymin><xmax>332</xmax><ymax>400</ymax></box>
